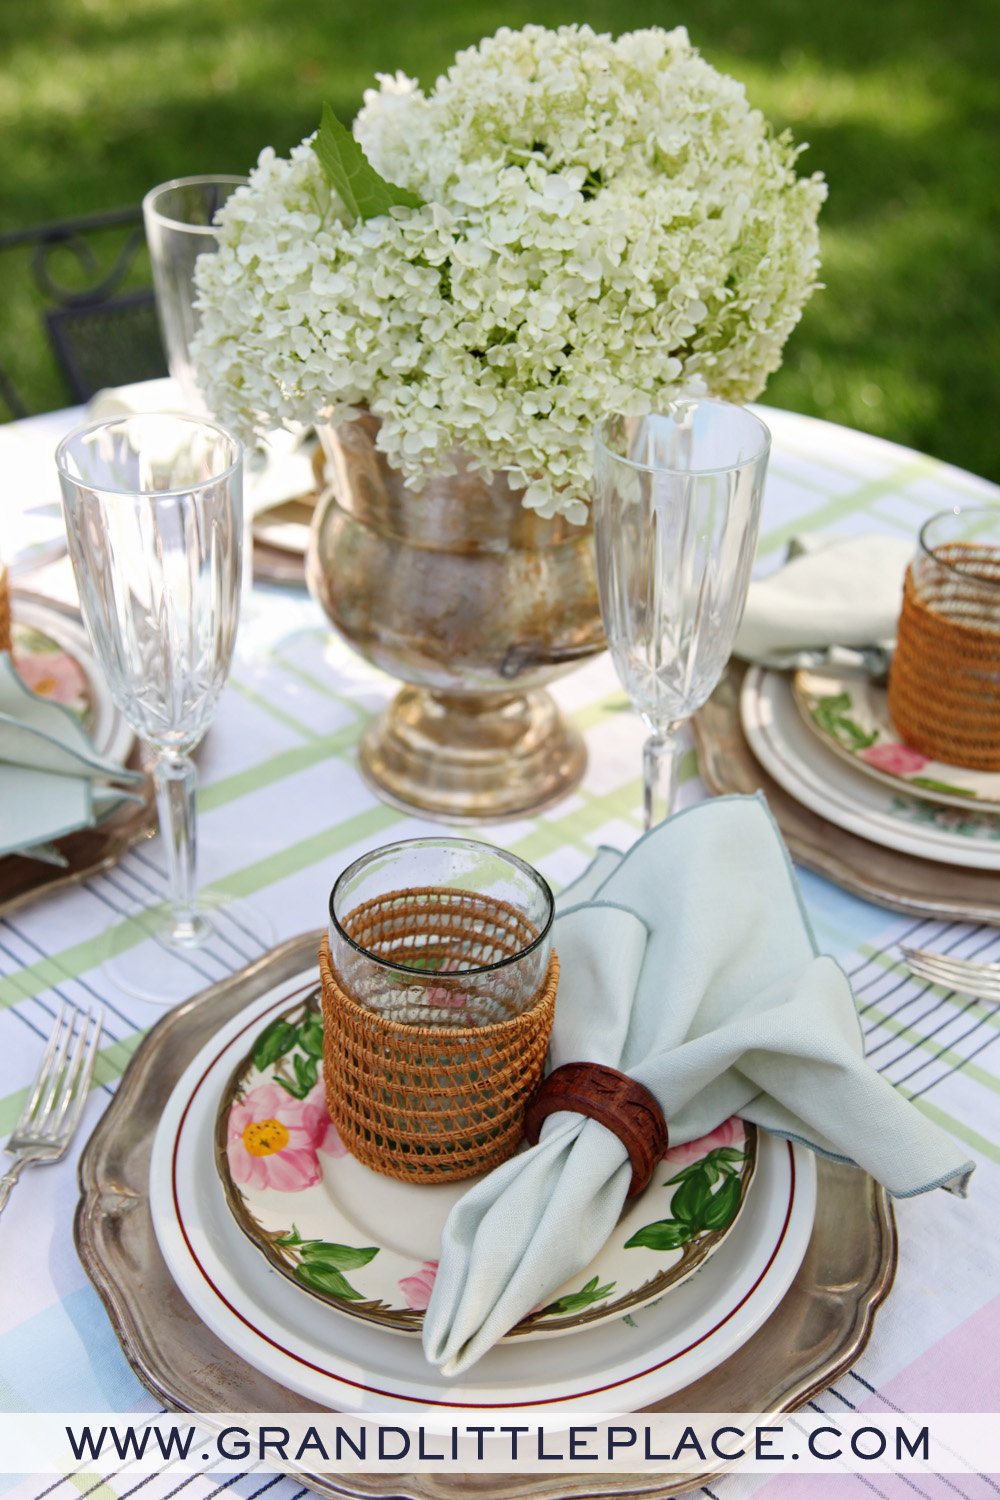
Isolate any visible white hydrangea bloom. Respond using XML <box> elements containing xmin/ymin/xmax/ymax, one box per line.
<box><xmin>194</xmin><ymin>24</ymin><xmax>826</xmax><ymax>521</ymax></box>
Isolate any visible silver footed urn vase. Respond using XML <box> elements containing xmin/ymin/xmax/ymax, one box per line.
<box><xmin>306</xmin><ymin>413</ymin><xmax>605</xmax><ymax>822</ymax></box>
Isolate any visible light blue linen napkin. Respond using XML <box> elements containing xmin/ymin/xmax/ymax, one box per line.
<box><xmin>734</xmin><ymin>534</ymin><xmax>914</xmax><ymax>670</ymax></box>
<box><xmin>422</xmin><ymin>795</ymin><xmax>972</xmax><ymax>1376</ymax></box>
<box><xmin>0</xmin><ymin>652</ymin><xmax>144</xmax><ymax>860</ymax></box>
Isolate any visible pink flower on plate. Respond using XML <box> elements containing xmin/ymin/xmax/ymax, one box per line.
<box><xmin>303</xmin><ymin>1080</ymin><xmax>348</xmax><ymax>1158</ymax></box>
<box><xmin>424</xmin><ymin>986</ymin><xmax>469</xmax><ymax>1009</ymax></box>
<box><xmin>227</xmin><ymin>1081</ymin><xmax>324</xmax><ymax>1192</ymax></box>
<box><xmin>399</xmin><ymin>1260</ymin><xmax>438</xmax><ymax>1311</ymax></box>
<box><xmin>14</xmin><ymin>649</ymin><xmax>87</xmax><ymax>704</ymax></box>
<box><xmin>663</xmin><ymin>1117</ymin><xmax>746</xmax><ymax>1168</ymax></box>
<box><xmin>423</xmin><ymin>958</ymin><xmax>469</xmax><ymax>1012</ymax></box>
<box><xmin>860</xmin><ymin>742</ymin><xmax>928</xmax><ymax>776</ymax></box>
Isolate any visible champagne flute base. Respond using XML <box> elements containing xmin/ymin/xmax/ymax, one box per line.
<box><xmin>98</xmin><ymin>893</ymin><xmax>275</xmax><ymax>1006</ymax></box>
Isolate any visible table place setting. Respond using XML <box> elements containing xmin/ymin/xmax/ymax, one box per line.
<box><xmin>695</xmin><ymin>506</ymin><xmax>1000</xmax><ymax>925</ymax></box>
<box><xmin>111</xmin><ymin>798</ymin><xmax>938</xmax><ymax>1421</ymax></box>
<box><xmin>731</xmin><ymin>513</ymin><xmax>1000</xmax><ymax>870</ymax></box>
<box><xmin>4</xmin><ymin>19</ymin><xmax>1000</xmax><ymax>1500</ymax></box>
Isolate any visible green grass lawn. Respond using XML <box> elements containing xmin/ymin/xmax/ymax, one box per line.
<box><xmin>2</xmin><ymin>0</ymin><xmax>998</xmax><ymax>484</ymax></box>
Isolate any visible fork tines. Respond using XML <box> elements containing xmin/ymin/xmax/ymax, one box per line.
<box><xmin>14</xmin><ymin>1005</ymin><xmax>104</xmax><ymax>1147</ymax></box>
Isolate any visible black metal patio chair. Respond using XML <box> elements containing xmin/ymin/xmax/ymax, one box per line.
<box><xmin>0</xmin><ymin>207</ymin><xmax>167</xmax><ymax>418</ymax></box>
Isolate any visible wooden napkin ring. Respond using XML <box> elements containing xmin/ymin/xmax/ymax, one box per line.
<box><xmin>523</xmin><ymin>1062</ymin><xmax>668</xmax><ymax>1197</ymax></box>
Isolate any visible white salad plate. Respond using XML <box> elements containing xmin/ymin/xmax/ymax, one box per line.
<box><xmin>150</xmin><ymin>971</ymin><xmax>817</xmax><ymax>1413</ymax></box>
<box><xmin>11</xmin><ymin>596</ymin><xmax>133</xmax><ymax>765</ymax></box>
<box><xmin>741</xmin><ymin>667</ymin><xmax>1000</xmax><ymax>871</ymax></box>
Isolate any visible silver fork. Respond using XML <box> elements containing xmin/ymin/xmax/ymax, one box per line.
<box><xmin>0</xmin><ymin>1005</ymin><xmax>104</xmax><ymax>1216</ymax></box>
<box><xmin>900</xmin><ymin>945</ymin><xmax>1000</xmax><ymax>1003</ymax></box>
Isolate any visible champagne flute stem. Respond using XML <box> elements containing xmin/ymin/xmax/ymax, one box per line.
<box><xmin>643</xmin><ymin>728</ymin><xmax>682</xmax><ymax>831</ymax></box>
<box><xmin>152</xmin><ymin>754</ymin><xmax>206</xmax><ymax>946</ymax></box>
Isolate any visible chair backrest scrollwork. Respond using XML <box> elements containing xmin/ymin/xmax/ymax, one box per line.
<box><xmin>0</xmin><ymin>207</ymin><xmax>168</xmax><ymax>417</ymax></box>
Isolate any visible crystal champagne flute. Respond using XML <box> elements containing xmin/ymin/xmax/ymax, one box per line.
<box><xmin>55</xmin><ymin>413</ymin><xmax>262</xmax><ymax>1001</ymax></box>
<box><xmin>593</xmin><ymin>400</ymin><xmax>770</xmax><ymax>829</ymax></box>
<box><xmin>142</xmin><ymin>174</ymin><xmax>249</xmax><ymax>413</ymax></box>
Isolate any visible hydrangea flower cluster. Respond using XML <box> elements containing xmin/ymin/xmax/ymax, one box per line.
<box><xmin>194</xmin><ymin>24</ymin><xmax>826</xmax><ymax>522</ymax></box>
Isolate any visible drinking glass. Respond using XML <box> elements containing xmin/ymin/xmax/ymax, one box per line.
<box><xmin>142</xmin><ymin>175</ymin><xmax>249</xmax><ymax>412</ymax></box>
<box><xmin>594</xmin><ymin>400</ymin><xmax>770</xmax><ymax>828</ymax></box>
<box><xmin>55</xmin><ymin>413</ymin><xmax>261</xmax><ymax>1001</ymax></box>
<box><xmin>887</xmin><ymin>505</ymin><xmax>1000</xmax><ymax>770</ymax></box>
<box><xmin>328</xmin><ymin>837</ymin><xmax>554</xmax><ymax>1027</ymax></box>
<box><xmin>912</xmin><ymin>507</ymin><xmax>1000</xmax><ymax>611</ymax></box>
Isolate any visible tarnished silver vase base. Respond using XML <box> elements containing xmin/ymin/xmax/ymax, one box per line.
<box><xmin>359</xmin><ymin>685</ymin><xmax>587</xmax><ymax>823</ymax></box>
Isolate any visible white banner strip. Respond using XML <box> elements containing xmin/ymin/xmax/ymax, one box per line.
<box><xmin>5</xmin><ymin>1413</ymin><xmax>999</xmax><ymax>1478</ymax></box>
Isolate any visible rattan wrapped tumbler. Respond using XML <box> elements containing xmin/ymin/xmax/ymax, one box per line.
<box><xmin>888</xmin><ymin>514</ymin><xmax>1000</xmax><ymax>772</ymax></box>
<box><xmin>320</xmin><ymin>931</ymin><xmax>558</xmax><ymax>1183</ymax></box>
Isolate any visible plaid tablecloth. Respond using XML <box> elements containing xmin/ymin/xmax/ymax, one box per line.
<box><xmin>2</xmin><ymin>400</ymin><xmax>999</xmax><ymax>1500</ymax></box>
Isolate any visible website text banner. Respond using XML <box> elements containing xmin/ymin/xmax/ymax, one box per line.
<box><xmin>8</xmin><ymin>1413</ymin><xmax>1000</xmax><ymax>1478</ymax></box>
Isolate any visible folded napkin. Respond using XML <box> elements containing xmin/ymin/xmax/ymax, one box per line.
<box><xmin>734</xmin><ymin>534</ymin><xmax>914</xmax><ymax>670</ymax></box>
<box><xmin>422</xmin><ymin>795</ymin><xmax>972</xmax><ymax>1376</ymax></box>
<box><xmin>0</xmin><ymin>653</ymin><xmax>144</xmax><ymax>860</ymax></box>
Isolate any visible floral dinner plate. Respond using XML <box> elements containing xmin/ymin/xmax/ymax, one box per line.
<box><xmin>793</xmin><ymin>668</ymin><xmax>1000</xmax><ymax>813</ymax></box>
<box><xmin>11</xmin><ymin>617</ymin><xmax>92</xmax><ymax>726</ymax></box>
<box><xmin>7</xmin><ymin>595</ymin><xmax>134</xmax><ymax>768</ymax></box>
<box><xmin>741</xmin><ymin>668</ymin><xmax>1000</xmax><ymax>869</ymax></box>
<box><xmin>214</xmin><ymin>989</ymin><xmax>758</xmax><ymax>1340</ymax></box>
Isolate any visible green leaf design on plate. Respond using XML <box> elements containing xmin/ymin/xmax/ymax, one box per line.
<box><xmin>14</xmin><ymin>626</ymin><xmax>61</xmax><ymax>654</ymax></box>
<box><xmin>274</xmin><ymin>1223</ymin><xmax>306</xmax><ymax>1247</ymax></box>
<box><xmin>297</xmin><ymin>1240</ymin><xmax>379</xmax><ymax>1270</ymax></box>
<box><xmin>700</xmin><ymin>1171</ymin><xmax>743</xmax><ymax>1232</ymax></box>
<box><xmin>276</xmin><ymin>1048</ymin><xmax>319</xmax><ymax>1099</ymax></box>
<box><xmin>909</xmin><ymin>776</ymin><xmax>977</xmax><ymax>798</ymax></box>
<box><xmin>294</xmin><ymin>1262</ymin><xmax>366</xmax><ymax>1300</ymax></box>
<box><xmin>670</xmin><ymin>1166</ymin><xmax>714</xmax><ymax>1225</ymax></box>
<box><xmin>811</xmin><ymin>692</ymin><xmax>878</xmax><ymax>750</ymax></box>
<box><xmin>253</xmin><ymin>1018</ymin><xmax>299</xmax><ymax>1072</ymax></box>
<box><xmin>295</xmin><ymin>1051</ymin><xmax>318</xmax><ymax>1090</ymax></box>
<box><xmin>664</xmin><ymin>1145</ymin><xmax>745</xmax><ymax>1187</ymax></box>
<box><xmin>539</xmin><ymin>1275</ymin><xmax>616</xmax><ymax>1317</ymax></box>
<box><xmin>275</xmin><ymin>1233</ymin><xmax>379</xmax><ymax>1302</ymax></box>
<box><xmin>624</xmin><ymin>1217</ymin><xmax>695</xmax><ymax>1251</ymax></box>
<box><xmin>313</xmin><ymin>102</ymin><xmax>423</xmax><ymax>225</ymax></box>
<box><xmin>299</xmin><ymin>1014</ymin><xmax>325</xmax><ymax>1058</ymax></box>
<box><xmin>626</xmin><ymin>1145</ymin><xmax>748</xmax><ymax>1250</ymax></box>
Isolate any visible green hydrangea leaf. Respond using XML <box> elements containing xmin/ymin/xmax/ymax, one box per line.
<box><xmin>313</xmin><ymin>102</ymin><xmax>423</xmax><ymax>225</ymax></box>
